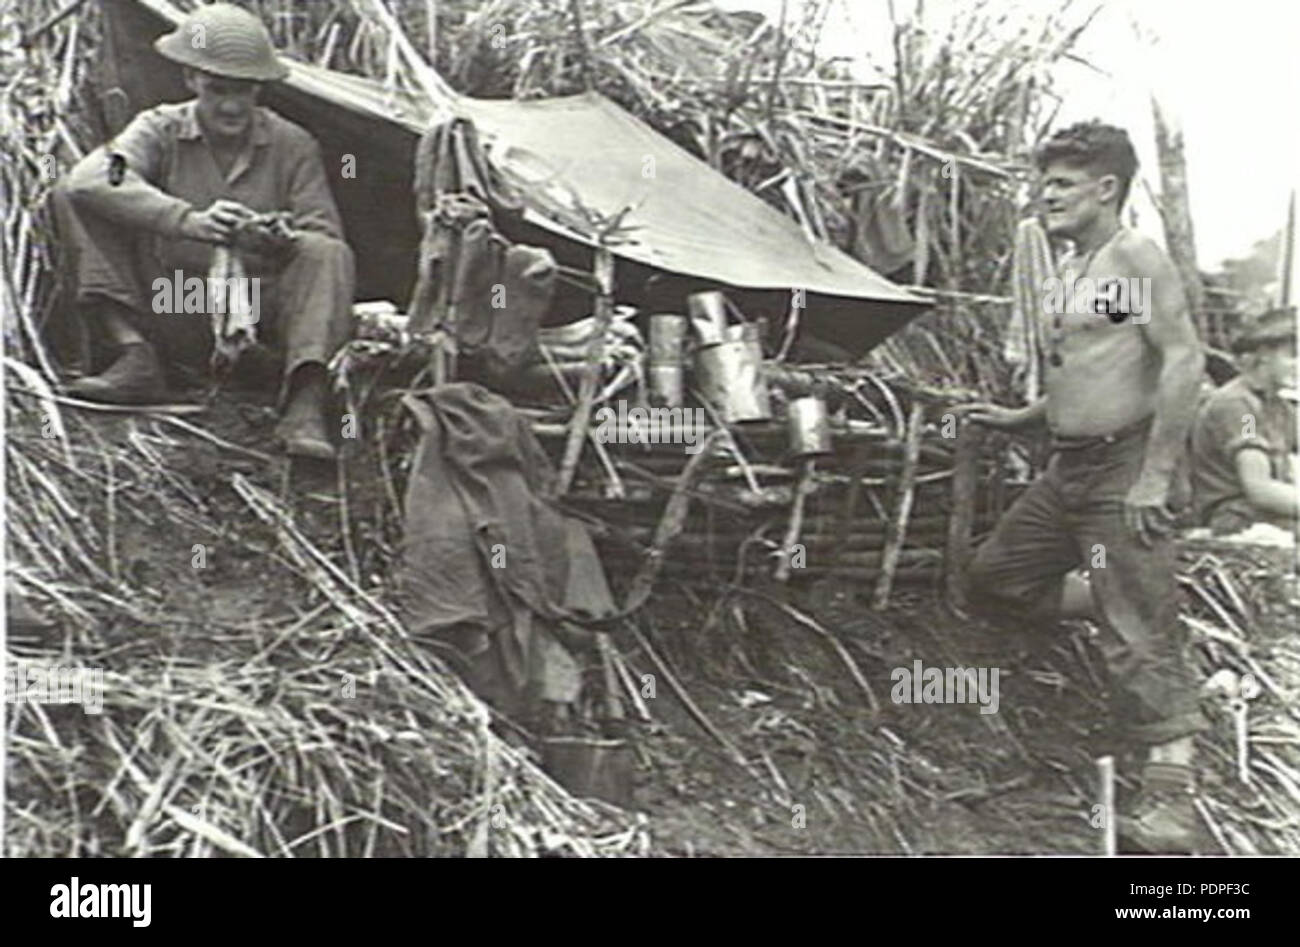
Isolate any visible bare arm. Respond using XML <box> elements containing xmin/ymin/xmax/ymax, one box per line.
<box><xmin>1127</xmin><ymin>238</ymin><xmax>1205</xmax><ymax>484</ymax></box>
<box><xmin>1114</xmin><ymin>236</ymin><xmax>1203</xmax><ymax>545</ymax></box>
<box><xmin>1236</xmin><ymin>449</ymin><xmax>1300</xmax><ymax>517</ymax></box>
<box><xmin>952</xmin><ymin>396</ymin><xmax>1047</xmax><ymax>432</ymax></box>
<box><xmin>1017</xmin><ymin>396</ymin><xmax>1049</xmax><ymax>429</ymax></box>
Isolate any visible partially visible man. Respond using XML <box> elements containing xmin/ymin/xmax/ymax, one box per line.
<box><xmin>53</xmin><ymin>3</ymin><xmax>353</xmax><ymax>458</ymax></box>
<box><xmin>953</xmin><ymin>121</ymin><xmax>1209</xmax><ymax>852</ymax></box>
<box><xmin>1190</xmin><ymin>307</ymin><xmax>1298</xmax><ymax>535</ymax></box>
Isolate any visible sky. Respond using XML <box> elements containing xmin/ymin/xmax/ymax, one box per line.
<box><xmin>716</xmin><ymin>0</ymin><xmax>1298</xmax><ymax>270</ymax></box>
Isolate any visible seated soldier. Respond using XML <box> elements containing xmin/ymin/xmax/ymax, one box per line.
<box><xmin>1190</xmin><ymin>307</ymin><xmax>1298</xmax><ymax>534</ymax></box>
<box><xmin>53</xmin><ymin>3</ymin><xmax>354</xmax><ymax>458</ymax></box>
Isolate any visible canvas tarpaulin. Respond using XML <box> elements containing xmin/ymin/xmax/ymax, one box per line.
<box><xmin>104</xmin><ymin>0</ymin><xmax>926</xmax><ymax>350</ymax></box>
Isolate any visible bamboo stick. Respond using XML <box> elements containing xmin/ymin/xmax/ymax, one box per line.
<box><xmin>873</xmin><ymin>401</ymin><xmax>925</xmax><ymax>610</ymax></box>
<box><xmin>774</xmin><ymin>458</ymin><xmax>815</xmax><ymax>582</ymax></box>
<box><xmin>622</xmin><ymin>428</ymin><xmax>728</xmax><ymax>613</ymax></box>
<box><xmin>555</xmin><ymin>247</ymin><xmax>614</xmax><ymax>495</ymax></box>
<box><xmin>319</xmin><ymin>22</ymin><xmax>341</xmax><ymax>68</ymax></box>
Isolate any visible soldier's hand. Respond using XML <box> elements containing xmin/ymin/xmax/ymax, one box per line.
<box><xmin>232</xmin><ymin>212</ymin><xmax>298</xmax><ymax>261</ymax></box>
<box><xmin>950</xmin><ymin>402</ymin><xmax>1026</xmax><ymax>431</ymax></box>
<box><xmin>1124</xmin><ymin>473</ymin><xmax>1175</xmax><ymax>548</ymax></box>
<box><xmin>179</xmin><ymin>200</ymin><xmax>257</xmax><ymax>244</ymax></box>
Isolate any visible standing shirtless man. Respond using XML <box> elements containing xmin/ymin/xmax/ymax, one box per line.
<box><xmin>955</xmin><ymin>122</ymin><xmax>1208</xmax><ymax>852</ymax></box>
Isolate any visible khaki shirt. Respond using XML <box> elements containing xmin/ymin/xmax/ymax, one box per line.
<box><xmin>64</xmin><ymin>100</ymin><xmax>343</xmax><ymax>275</ymax></box>
<box><xmin>1190</xmin><ymin>376</ymin><xmax>1297</xmax><ymax>527</ymax></box>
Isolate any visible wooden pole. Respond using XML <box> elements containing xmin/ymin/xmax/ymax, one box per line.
<box><xmin>1277</xmin><ymin>189</ymin><xmax>1296</xmax><ymax>308</ymax></box>
<box><xmin>621</xmin><ymin>429</ymin><xmax>727</xmax><ymax>614</ymax></box>
<box><xmin>873</xmin><ymin>401</ymin><xmax>925</xmax><ymax>610</ymax></box>
<box><xmin>774</xmin><ymin>458</ymin><xmax>816</xmax><ymax>582</ymax></box>
<box><xmin>944</xmin><ymin>423</ymin><xmax>979</xmax><ymax>608</ymax></box>
<box><xmin>555</xmin><ymin>248</ymin><xmax>614</xmax><ymax>495</ymax></box>
<box><xmin>425</xmin><ymin>0</ymin><xmax>437</xmax><ymax>66</ymax></box>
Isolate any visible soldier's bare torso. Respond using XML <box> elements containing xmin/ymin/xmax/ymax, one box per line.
<box><xmin>1044</xmin><ymin>228</ymin><xmax>1163</xmax><ymax>437</ymax></box>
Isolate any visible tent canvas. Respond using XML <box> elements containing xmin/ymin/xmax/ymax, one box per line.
<box><xmin>100</xmin><ymin>0</ymin><xmax>927</xmax><ymax>355</ymax></box>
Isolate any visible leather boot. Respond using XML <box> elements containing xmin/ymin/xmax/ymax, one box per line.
<box><xmin>1117</xmin><ymin>761</ymin><xmax>1200</xmax><ymax>853</ymax></box>
<box><xmin>275</xmin><ymin>365</ymin><xmax>335</xmax><ymax>460</ymax></box>
<box><xmin>64</xmin><ymin>341</ymin><xmax>165</xmax><ymax>404</ymax></box>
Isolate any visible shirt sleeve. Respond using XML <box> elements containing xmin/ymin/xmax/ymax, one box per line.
<box><xmin>284</xmin><ymin>138</ymin><xmax>344</xmax><ymax>240</ymax></box>
<box><xmin>62</xmin><ymin>109</ymin><xmax>194</xmax><ymax>237</ymax></box>
<box><xmin>1208</xmin><ymin>392</ymin><xmax>1275</xmax><ymax>458</ymax></box>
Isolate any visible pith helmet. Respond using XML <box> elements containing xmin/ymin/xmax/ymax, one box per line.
<box><xmin>154</xmin><ymin>3</ymin><xmax>289</xmax><ymax>82</ymax></box>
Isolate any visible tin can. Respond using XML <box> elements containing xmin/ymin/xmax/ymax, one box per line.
<box><xmin>648</xmin><ymin>313</ymin><xmax>688</xmax><ymax>362</ymax></box>
<box><xmin>695</xmin><ymin>338</ymin><xmax>771</xmax><ymax>423</ymax></box>
<box><xmin>787</xmin><ymin>395</ymin><xmax>831</xmax><ymax>457</ymax></box>
<box><xmin>725</xmin><ymin>321</ymin><xmax>761</xmax><ymax>344</ymax></box>
<box><xmin>687</xmin><ymin>291</ymin><xmax>729</xmax><ymax>345</ymax></box>
<box><xmin>647</xmin><ymin>362</ymin><xmax>684</xmax><ymax>407</ymax></box>
<box><xmin>647</xmin><ymin>314</ymin><xmax>687</xmax><ymax>406</ymax></box>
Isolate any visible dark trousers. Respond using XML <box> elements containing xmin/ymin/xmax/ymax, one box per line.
<box><xmin>966</xmin><ymin>421</ymin><xmax>1208</xmax><ymax>745</ymax></box>
<box><xmin>50</xmin><ymin>184</ymin><xmax>355</xmax><ymax>402</ymax></box>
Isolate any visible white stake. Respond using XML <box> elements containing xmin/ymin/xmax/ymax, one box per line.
<box><xmin>1098</xmin><ymin>755</ymin><xmax>1116</xmax><ymax>857</ymax></box>
<box><xmin>1233</xmin><ymin>698</ymin><xmax>1251</xmax><ymax>783</ymax></box>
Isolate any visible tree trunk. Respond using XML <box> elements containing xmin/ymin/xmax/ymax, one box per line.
<box><xmin>1151</xmin><ymin>96</ymin><xmax>1205</xmax><ymax>337</ymax></box>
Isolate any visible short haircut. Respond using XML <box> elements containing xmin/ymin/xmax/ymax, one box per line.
<box><xmin>1035</xmin><ymin>121</ymin><xmax>1139</xmax><ymax>211</ymax></box>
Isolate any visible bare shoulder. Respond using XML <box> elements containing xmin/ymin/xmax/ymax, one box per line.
<box><xmin>1111</xmin><ymin>229</ymin><xmax>1177</xmax><ymax>278</ymax></box>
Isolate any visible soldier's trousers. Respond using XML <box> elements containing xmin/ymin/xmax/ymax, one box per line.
<box><xmin>51</xmin><ymin>183</ymin><xmax>355</xmax><ymax>403</ymax></box>
<box><xmin>966</xmin><ymin>419</ymin><xmax>1209</xmax><ymax>746</ymax></box>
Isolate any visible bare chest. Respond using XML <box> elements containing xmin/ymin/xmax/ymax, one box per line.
<box><xmin>1044</xmin><ymin>244</ymin><xmax>1152</xmax><ymax>365</ymax></box>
